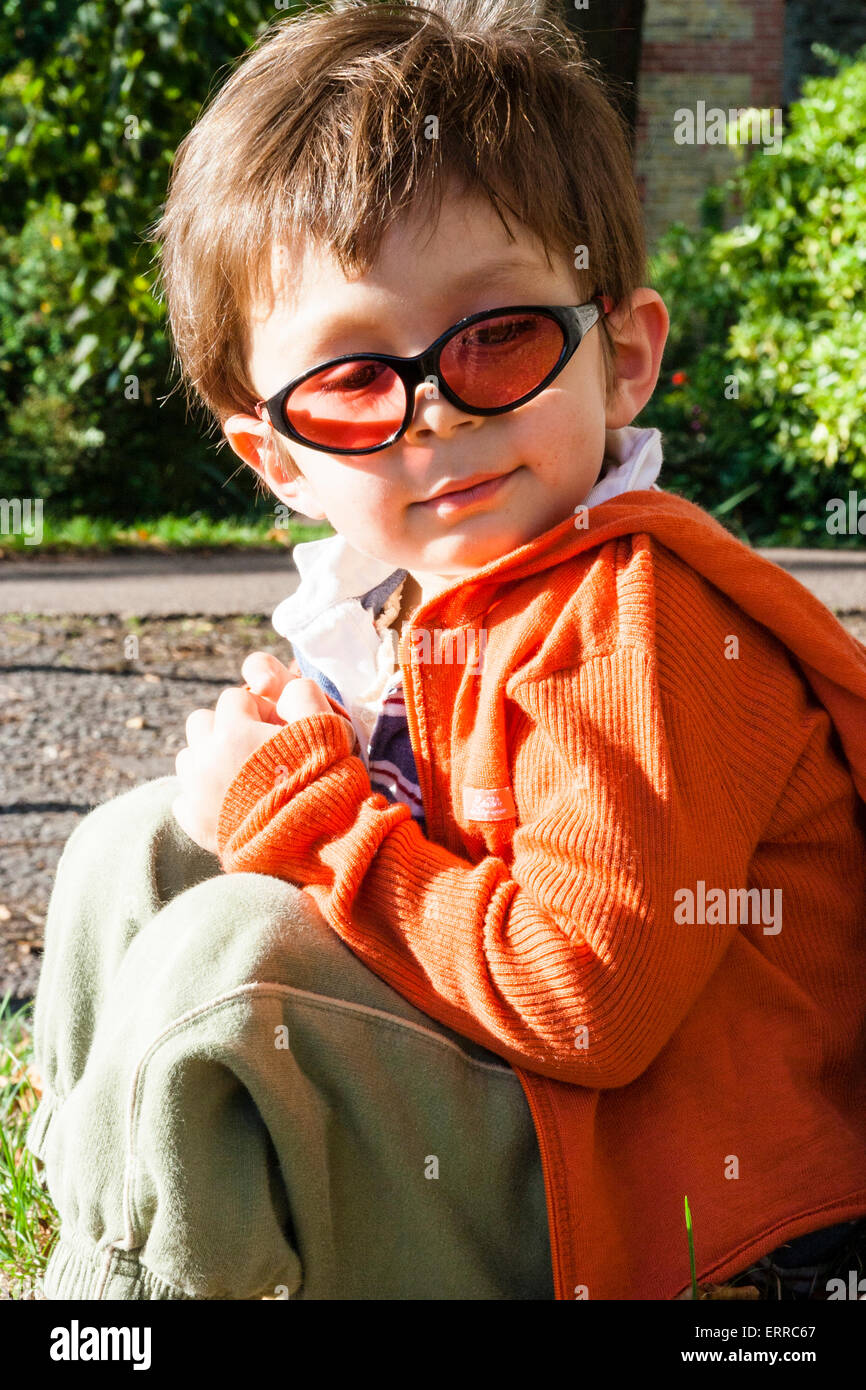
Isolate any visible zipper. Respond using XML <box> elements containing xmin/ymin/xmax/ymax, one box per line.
<box><xmin>397</xmin><ymin>604</ymin><xmax>437</xmax><ymax>839</ymax></box>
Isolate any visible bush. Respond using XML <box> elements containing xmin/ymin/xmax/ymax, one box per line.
<box><xmin>0</xmin><ymin>0</ymin><xmax>297</xmax><ymax>522</ymax></box>
<box><xmin>642</xmin><ymin>43</ymin><xmax>866</xmax><ymax>546</ymax></box>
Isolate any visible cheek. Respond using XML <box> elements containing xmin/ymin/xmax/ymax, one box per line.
<box><xmin>314</xmin><ymin>472</ymin><xmax>396</xmax><ymax>535</ymax></box>
<box><xmin>511</xmin><ymin>391</ymin><xmax>597</xmax><ymax>465</ymax></box>
<box><xmin>509</xmin><ymin>394</ymin><xmax>608</xmax><ymax>502</ymax></box>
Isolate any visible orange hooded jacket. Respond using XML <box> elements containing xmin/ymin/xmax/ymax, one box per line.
<box><xmin>217</xmin><ymin>488</ymin><xmax>866</xmax><ymax>1300</ymax></box>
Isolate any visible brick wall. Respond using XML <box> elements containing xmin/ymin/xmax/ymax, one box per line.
<box><xmin>634</xmin><ymin>0</ymin><xmax>785</xmax><ymax>247</ymax></box>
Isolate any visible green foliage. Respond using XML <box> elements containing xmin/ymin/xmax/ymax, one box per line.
<box><xmin>643</xmin><ymin>44</ymin><xmax>866</xmax><ymax>547</ymax></box>
<box><xmin>0</xmin><ymin>0</ymin><xmax>307</xmax><ymax>521</ymax></box>
<box><xmin>0</xmin><ymin>996</ymin><xmax>59</xmax><ymax>1291</ymax></box>
<box><xmin>0</xmin><ymin>509</ymin><xmax>334</xmax><ymax>553</ymax></box>
<box><xmin>684</xmin><ymin>1195</ymin><xmax>698</xmax><ymax>1302</ymax></box>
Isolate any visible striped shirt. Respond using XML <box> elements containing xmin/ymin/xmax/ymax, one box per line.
<box><xmin>365</xmin><ymin>674</ymin><xmax>427</xmax><ymax>832</ymax></box>
<box><xmin>291</xmin><ymin>572</ymin><xmax>427</xmax><ymax>835</ymax></box>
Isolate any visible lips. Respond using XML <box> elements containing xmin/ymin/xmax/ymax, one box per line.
<box><xmin>423</xmin><ymin>469</ymin><xmax>513</xmax><ymax>502</ymax></box>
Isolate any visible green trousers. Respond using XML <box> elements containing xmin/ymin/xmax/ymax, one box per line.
<box><xmin>26</xmin><ymin>775</ymin><xmax>554</xmax><ymax>1300</ymax></box>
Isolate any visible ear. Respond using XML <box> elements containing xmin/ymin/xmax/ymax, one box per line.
<box><xmin>222</xmin><ymin>411</ymin><xmax>329</xmax><ymax>521</ymax></box>
<box><xmin>602</xmin><ymin>289</ymin><xmax>670</xmax><ymax>430</ymax></box>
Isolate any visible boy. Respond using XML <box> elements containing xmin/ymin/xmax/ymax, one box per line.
<box><xmin>28</xmin><ymin>0</ymin><xmax>866</xmax><ymax>1300</ymax></box>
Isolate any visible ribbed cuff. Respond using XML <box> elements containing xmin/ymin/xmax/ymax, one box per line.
<box><xmin>217</xmin><ymin>712</ymin><xmax>355</xmax><ymax>862</ymax></box>
<box><xmin>41</xmin><ymin>1229</ymin><xmax>196</xmax><ymax>1301</ymax></box>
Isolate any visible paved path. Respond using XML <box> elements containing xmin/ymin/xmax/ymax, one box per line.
<box><xmin>1</xmin><ymin>546</ymin><xmax>864</xmax><ymax>616</ymax></box>
<box><xmin>761</xmin><ymin>548</ymin><xmax>866</xmax><ymax>611</ymax></box>
<box><xmin>0</xmin><ymin>551</ymin><xmax>300</xmax><ymax>617</ymax></box>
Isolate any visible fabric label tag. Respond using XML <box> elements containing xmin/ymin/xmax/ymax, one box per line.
<box><xmin>462</xmin><ymin>785</ymin><xmax>516</xmax><ymax>821</ymax></box>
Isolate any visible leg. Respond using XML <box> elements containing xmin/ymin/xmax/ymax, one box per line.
<box><xmin>28</xmin><ymin>777</ymin><xmax>553</xmax><ymax>1300</ymax></box>
<box><xmin>29</xmin><ymin>775</ymin><xmax>223</xmax><ymax>1095</ymax></box>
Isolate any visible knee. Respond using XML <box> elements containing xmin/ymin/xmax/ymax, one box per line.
<box><xmin>58</xmin><ymin>775</ymin><xmax>221</xmax><ymax>913</ymax></box>
<box><xmin>59</xmin><ymin>775</ymin><xmax>177</xmax><ymax>872</ymax></box>
<box><xmin>163</xmin><ymin>872</ymin><xmax>460</xmax><ymax>1033</ymax></box>
<box><xmin>119</xmin><ymin>870</ymin><xmax>341</xmax><ymax>1021</ymax></box>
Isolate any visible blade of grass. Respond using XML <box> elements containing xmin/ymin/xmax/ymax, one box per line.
<box><xmin>685</xmin><ymin>1194</ymin><xmax>699</xmax><ymax>1300</ymax></box>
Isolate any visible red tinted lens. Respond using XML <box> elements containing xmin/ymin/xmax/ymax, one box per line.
<box><xmin>285</xmin><ymin>359</ymin><xmax>406</xmax><ymax>450</ymax></box>
<box><xmin>439</xmin><ymin>312</ymin><xmax>565</xmax><ymax>407</ymax></box>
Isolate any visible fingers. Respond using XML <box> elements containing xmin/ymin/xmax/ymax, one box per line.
<box><xmin>241</xmin><ymin>651</ymin><xmax>298</xmax><ymax>702</ymax></box>
<box><xmin>275</xmin><ymin>679</ymin><xmax>354</xmax><ymax>744</ymax></box>
<box><xmin>242</xmin><ymin>688</ymin><xmax>285</xmax><ymax>726</ymax></box>
<box><xmin>182</xmin><ymin>687</ymin><xmax>282</xmax><ymax>768</ymax></box>
<box><xmin>181</xmin><ymin>673</ymin><xmax>347</xmax><ymax>776</ymax></box>
<box><xmin>213</xmin><ymin>685</ymin><xmax>266</xmax><ymax>733</ymax></box>
<box><xmin>275</xmin><ymin>677</ymin><xmax>331</xmax><ymax>723</ymax></box>
<box><xmin>184</xmin><ymin>707</ymin><xmax>214</xmax><ymax>746</ymax></box>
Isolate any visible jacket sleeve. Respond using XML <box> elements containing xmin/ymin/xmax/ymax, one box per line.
<box><xmin>217</xmin><ymin>645</ymin><xmax>755</xmax><ymax>1088</ymax></box>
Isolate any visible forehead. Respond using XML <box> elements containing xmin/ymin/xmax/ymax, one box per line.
<box><xmin>248</xmin><ymin>186</ymin><xmax>572</xmax><ymax>355</ymax></box>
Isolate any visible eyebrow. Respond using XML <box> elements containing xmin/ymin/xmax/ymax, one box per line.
<box><xmin>289</xmin><ymin>255</ymin><xmax>550</xmax><ymax>362</ymax></box>
<box><xmin>435</xmin><ymin>255</ymin><xmax>549</xmax><ymax>297</ymax></box>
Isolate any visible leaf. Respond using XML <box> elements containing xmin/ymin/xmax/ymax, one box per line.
<box><xmin>91</xmin><ymin>269</ymin><xmax>118</xmax><ymax>305</ymax></box>
<box><xmin>70</xmin><ymin>332</ymin><xmax>98</xmax><ymax>365</ymax></box>
<box><xmin>684</xmin><ymin>1195</ymin><xmax>699</xmax><ymax>1301</ymax></box>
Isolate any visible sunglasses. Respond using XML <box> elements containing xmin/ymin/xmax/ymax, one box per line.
<box><xmin>254</xmin><ymin>295</ymin><xmax>613</xmax><ymax>455</ymax></box>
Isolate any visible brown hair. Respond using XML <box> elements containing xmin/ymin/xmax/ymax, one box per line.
<box><xmin>149</xmin><ymin>0</ymin><xmax>647</xmax><ymax>482</ymax></box>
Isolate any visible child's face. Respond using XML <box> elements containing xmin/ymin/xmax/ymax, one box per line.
<box><xmin>225</xmin><ymin>183</ymin><xmax>668</xmax><ymax>607</ymax></box>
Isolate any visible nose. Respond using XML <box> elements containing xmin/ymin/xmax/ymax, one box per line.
<box><xmin>401</xmin><ymin>379</ymin><xmax>483</xmax><ymax>446</ymax></box>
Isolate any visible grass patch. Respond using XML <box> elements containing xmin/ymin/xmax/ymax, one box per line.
<box><xmin>0</xmin><ymin>512</ymin><xmax>335</xmax><ymax>556</ymax></box>
<box><xmin>0</xmin><ymin>993</ymin><xmax>58</xmax><ymax>1299</ymax></box>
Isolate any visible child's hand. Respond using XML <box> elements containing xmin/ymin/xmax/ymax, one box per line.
<box><xmin>172</xmin><ymin>655</ymin><xmax>352</xmax><ymax>855</ymax></box>
<box><xmin>240</xmin><ymin>650</ymin><xmax>300</xmax><ymax>705</ymax></box>
<box><xmin>172</xmin><ymin>684</ymin><xmax>285</xmax><ymax>855</ymax></box>
<box><xmin>243</xmin><ymin>649</ymin><xmax>356</xmax><ymax>742</ymax></box>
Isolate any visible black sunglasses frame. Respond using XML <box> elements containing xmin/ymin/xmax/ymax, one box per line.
<box><xmin>254</xmin><ymin>296</ymin><xmax>612</xmax><ymax>456</ymax></box>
